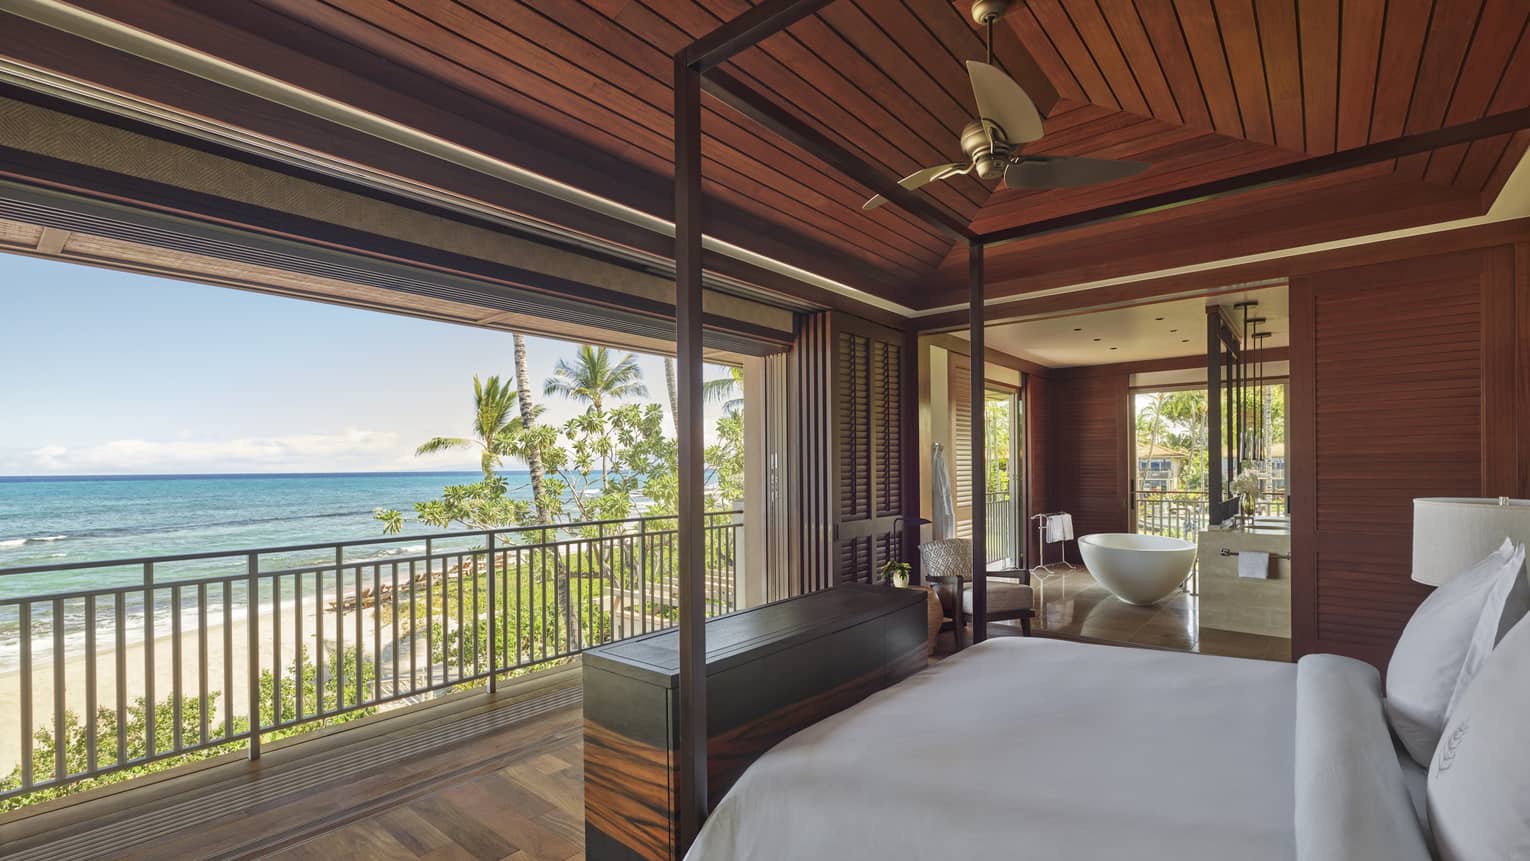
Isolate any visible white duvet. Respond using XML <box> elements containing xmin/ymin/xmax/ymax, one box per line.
<box><xmin>688</xmin><ymin>637</ymin><xmax>1428</xmax><ymax>860</ymax></box>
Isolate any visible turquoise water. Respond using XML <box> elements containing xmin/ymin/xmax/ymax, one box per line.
<box><xmin>0</xmin><ymin>471</ymin><xmax>548</xmax><ymax>667</ymax></box>
<box><xmin>0</xmin><ymin>471</ymin><xmax>526</xmax><ymax>597</ymax></box>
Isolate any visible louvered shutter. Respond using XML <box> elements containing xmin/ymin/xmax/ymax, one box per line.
<box><xmin>949</xmin><ymin>353</ymin><xmax>974</xmax><ymax>539</ymax></box>
<box><xmin>831</xmin><ymin>315</ymin><xmax>907</xmax><ymax>584</ymax></box>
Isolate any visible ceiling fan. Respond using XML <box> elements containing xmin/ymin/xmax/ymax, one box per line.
<box><xmin>863</xmin><ymin>0</ymin><xmax>1150</xmax><ymax>211</ymax></box>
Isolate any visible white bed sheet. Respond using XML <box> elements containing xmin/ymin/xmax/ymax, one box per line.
<box><xmin>688</xmin><ymin>637</ymin><xmax>1299</xmax><ymax>861</ymax></box>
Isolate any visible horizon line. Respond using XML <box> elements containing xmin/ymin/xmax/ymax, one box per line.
<box><xmin>0</xmin><ymin>469</ymin><xmax>498</xmax><ymax>481</ymax></box>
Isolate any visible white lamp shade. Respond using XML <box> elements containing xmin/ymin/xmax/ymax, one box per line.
<box><xmin>1412</xmin><ymin>498</ymin><xmax>1530</xmax><ymax>586</ymax></box>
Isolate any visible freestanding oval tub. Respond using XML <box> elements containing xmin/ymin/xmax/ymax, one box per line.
<box><xmin>1077</xmin><ymin>533</ymin><xmax>1197</xmax><ymax>606</ymax></box>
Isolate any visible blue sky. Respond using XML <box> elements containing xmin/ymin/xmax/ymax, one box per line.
<box><xmin>0</xmin><ymin>254</ymin><xmax>734</xmax><ymax>475</ymax></box>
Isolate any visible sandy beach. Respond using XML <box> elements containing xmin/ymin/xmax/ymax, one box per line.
<box><xmin>0</xmin><ymin>595</ymin><xmax>426</xmax><ymax>776</ymax></box>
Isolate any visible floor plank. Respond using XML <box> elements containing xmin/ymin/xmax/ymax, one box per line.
<box><xmin>263</xmin><ymin>717</ymin><xmax>584</xmax><ymax>861</ymax></box>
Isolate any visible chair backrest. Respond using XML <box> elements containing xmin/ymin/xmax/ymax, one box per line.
<box><xmin>920</xmin><ymin>538</ymin><xmax>972</xmax><ymax>581</ymax></box>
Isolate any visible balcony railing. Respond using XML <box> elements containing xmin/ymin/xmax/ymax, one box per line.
<box><xmin>0</xmin><ymin>511</ymin><xmax>741</xmax><ymax>802</ymax></box>
<box><xmin>985</xmin><ymin>491</ymin><xmax>1020</xmax><ymax>568</ymax></box>
<box><xmin>1133</xmin><ymin>490</ymin><xmax>1287</xmax><ymax>542</ymax></box>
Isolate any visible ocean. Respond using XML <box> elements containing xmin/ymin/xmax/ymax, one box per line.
<box><xmin>0</xmin><ymin>471</ymin><xmax>529</xmax><ymax>595</ymax></box>
<box><xmin>0</xmin><ymin>471</ymin><xmax>536</xmax><ymax>666</ymax></box>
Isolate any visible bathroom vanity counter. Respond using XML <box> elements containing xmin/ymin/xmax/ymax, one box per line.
<box><xmin>1196</xmin><ymin>524</ymin><xmax>1291</xmax><ymax>638</ymax></box>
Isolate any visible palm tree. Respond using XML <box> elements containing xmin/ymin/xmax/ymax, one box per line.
<box><xmin>663</xmin><ymin>357</ymin><xmax>680</xmax><ymax>433</ymax></box>
<box><xmin>703</xmin><ymin>365</ymin><xmax>744</xmax><ymax>415</ymax></box>
<box><xmin>665</xmin><ymin>361</ymin><xmax>743</xmax><ymax>433</ymax></box>
<box><xmin>415</xmin><ymin>375</ymin><xmax>523</xmax><ymax>479</ymax></box>
<box><xmin>543</xmin><ymin>345</ymin><xmax>647</xmax><ymax>413</ymax></box>
<box><xmin>513</xmin><ymin>334</ymin><xmax>552</xmax><ymax>524</ymax></box>
<box><xmin>513</xmin><ymin>333</ymin><xmax>579</xmax><ymax>645</ymax></box>
<box><xmin>1135</xmin><ymin>391</ymin><xmax>1169</xmax><ymax>494</ymax></box>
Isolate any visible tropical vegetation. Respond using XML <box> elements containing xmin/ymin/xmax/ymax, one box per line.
<box><xmin>1134</xmin><ymin>386</ymin><xmax>1286</xmax><ymax>492</ymax></box>
<box><xmin>371</xmin><ymin>341</ymin><xmax>743</xmax><ymax>685</ymax></box>
<box><xmin>0</xmin><ymin>649</ymin><xmax>375</xmax><ymax>812</ymax></box>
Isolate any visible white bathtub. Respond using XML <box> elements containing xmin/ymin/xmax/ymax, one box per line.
<box><xmin>1077</xmin><ymin>533</ymin><xmax>1197</xmax><ymax>606</ymax></box>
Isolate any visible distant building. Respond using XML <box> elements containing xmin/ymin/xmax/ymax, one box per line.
<box><xmin>1136</xmin><ymin>443</ymin><xmax>1191</xmax><ymax>491</ymax></box>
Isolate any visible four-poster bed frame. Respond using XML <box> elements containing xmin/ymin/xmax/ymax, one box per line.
<box><xmin>669</xmin><ymin>1</ymin><xmax>1530</xmax><ymax>852</ymax></box>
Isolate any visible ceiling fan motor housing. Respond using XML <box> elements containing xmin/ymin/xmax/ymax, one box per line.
<box><xmin>961</xmin><ymin>119</ymin><xmax>1010</xmax><ymax>180</ymax></box>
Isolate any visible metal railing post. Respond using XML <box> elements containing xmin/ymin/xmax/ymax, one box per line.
<box><xmin>143</xmin><ymin>561</ymin><xmax>156</xmax><ymax>761</ymax></box>
<box><xmin>246</xmin><ymin>552</ymin><xmax>260</xmax><ymax>761</ymax></box>
<box><xmin>0</xmin><ymin>511</ymin><xmax>743</xmax><ymax>801</ymax></box>
<box><xmin>487</xmin><ymin>531</ymin><xmax>497</xmax><ymax>694</ymax></box>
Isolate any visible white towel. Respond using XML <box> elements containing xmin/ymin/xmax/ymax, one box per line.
<box><xmin>1045</xmin><ymin>513</ymin><xmax>1074</xmax><ymax>543</ymax></box>
<box><xmin>1238</xmin><ymin>550</ymin><xmax>1271</xmax><ymax>579</ymax></box>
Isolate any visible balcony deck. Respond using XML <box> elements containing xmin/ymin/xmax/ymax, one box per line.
<box><xmin>0</xmin><ymin>668</ymin><xmax>586</xmax><ymax>861</ymax></box>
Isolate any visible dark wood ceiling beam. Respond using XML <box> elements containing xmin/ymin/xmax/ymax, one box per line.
<box><xmin>675</xmin><ymin>2</ymin><xmax>989</xmax><ymax>215</ymax></box>
<box><xmin>681</xmin><ymin>0</ymin><xmax>835</xmax><ymax>71</ymax></box>
<box><xmin>914</xmin><ymin>216</ymin><xmax>1530</xmax><ymax>333</ymax></box>
<box><xmin>702</xmin><ymin>68</ymin><xmax>977</xmax><ymax>241</ymax></box>
<box><xmin>978</xmin><ymin>106</ymin><xmax>1530</xmax><ymax>247</ymax></box>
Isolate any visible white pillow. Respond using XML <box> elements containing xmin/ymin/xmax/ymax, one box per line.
<box><xmin>1385</xmin><ymin>538</ymin><xmax>1514</xmax><ymax>767</ymax></box>
<box><xmin>1427</xmin><ymin>610</ymin><xmax>1530</xmax><ymax>860</ymax></box>
<box><xmin>1445</xmin><ymin>543</ymin><xmax>1530</xmax><ymax>718</ymax></box>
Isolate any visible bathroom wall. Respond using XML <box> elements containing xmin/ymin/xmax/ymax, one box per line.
<box><xmin>1290</xmin><ymin>240</ymin><xmax>1529</xmax><ymax>669</ymax></box>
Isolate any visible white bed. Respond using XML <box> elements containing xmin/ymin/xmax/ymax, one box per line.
<box><xmin>687</xmin><ymin>637</ymin><xmax>1430</xmax><ymax>861</ymax></box>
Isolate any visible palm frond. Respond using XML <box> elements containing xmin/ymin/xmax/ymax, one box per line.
<box><xmin>415</xmin><ymin>436</ymin><xmax>472</xmax><ymax>456</ymax></box>
<box><xmin>702</xmin><ymin>377</ymin><xmax>735</xmax><ymax>404</ymax></box>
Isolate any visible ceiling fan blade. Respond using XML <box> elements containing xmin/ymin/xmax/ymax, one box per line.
<box><xmin>966</xmin><ymin>60</ymin><xmax>1044</xmax><ymax>146</ymax></box>
<box><xmin>1003</xmin><ymin>156</ymin><xmax>1150</xmax><ymax>189</ymax></box>
<box><xmin>863</xmin><ymin>162</ymin><xmax>969</xmax><ymax>210</ymax></box>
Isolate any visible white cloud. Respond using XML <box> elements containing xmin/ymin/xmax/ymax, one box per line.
<box><xmin>4</xmin><ymin>429</ymin><xmax>477</xmax><ymax>475</ymax></box>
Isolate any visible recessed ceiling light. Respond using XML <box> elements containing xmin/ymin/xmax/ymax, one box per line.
<box><xmin>1093</xmin><ymin>337</ymin><xmax>1101</xmax><ymax>342</ymax></box>
<box><xmin>1181</xmin><ymin>339</ymin><xmax>1189</xmax><ymax>343</ymax></box>
<box><xmin>1109</xmin><ymin>346</ymin><xmax>1118</xmax><ymax>350</ymax></box>
<box><xmin>1154</xmin><ymin>317</ymin><xmax>1164</xmax><ymax>321</ymax></box>
<box><xmin>1170</xmin><ymin>329</ymin><xmax>1178</xmax><ymax>333</ymax></box>
<box><xmin>1073</xmin><ymin>327</ymin><xmax>1082</xmax><ymax>332</ymax></box>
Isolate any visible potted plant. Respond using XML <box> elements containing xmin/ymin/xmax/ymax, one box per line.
<box><xmin>879</xmin><ymin>559</ymin><xmax>912</xmax><ymax>588</ymax></box>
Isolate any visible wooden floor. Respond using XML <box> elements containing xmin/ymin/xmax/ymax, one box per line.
<box><xmin>268</xmin><ymin>709</ymin><xmax>583</xmax><ymax>861</ymax></box>
<box><xmin>0</xmin><ymin>672</ymin><xmax>588</xmax><ymax>861</ymax></box>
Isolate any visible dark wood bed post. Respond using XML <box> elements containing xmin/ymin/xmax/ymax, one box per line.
<box><xmin>674</xmin><ymin>3</ymin><xmax>840</xmax><ymax>851</ymax></box>
<box><xmin>672</xmin><ymin>54</ymin><xmax>707</xmax><ymax>851</ymax></box>
<box><xmin>969</xmin><ymin>239</ymin><xmax>988</xmax><ymax>643</ymax></box>
<box><xmin>901</xmin><ymin>325</ymin><xmax>921</xmax><ymax>582</ymax></box>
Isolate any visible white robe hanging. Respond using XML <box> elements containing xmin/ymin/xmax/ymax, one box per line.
<box><xmin>931</xmin><ymin>442</ymin><xmax>956</xmax><ymax>541</ymax></box>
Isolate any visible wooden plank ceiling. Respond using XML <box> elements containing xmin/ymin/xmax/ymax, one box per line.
<box><xmin>15</xmin><ymin>0</ymin><xmax>1530</xmax><ymax>311</ymax></box>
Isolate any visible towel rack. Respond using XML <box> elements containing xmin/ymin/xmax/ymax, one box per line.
<box><xmin>1219</xmin><ymin>548</ymin><xmax>1291</xmax><ymax>560</ymax></box>
<box><xmin>1030</xmin><ymin>512</ymin><xmax>1078</xmax><ymax>574</ymax></box>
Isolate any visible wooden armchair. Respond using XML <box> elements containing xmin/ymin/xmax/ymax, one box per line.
<box><xmin>920</xmin><ymin>538</ymin><xmax>1034</xmax><ymax>651</ymax></box>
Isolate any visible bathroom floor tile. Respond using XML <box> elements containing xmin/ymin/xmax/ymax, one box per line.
<box><xmin>1027</xmin><ymin>567</ymin><xmax>1290</xmax><ymax>662</ymax></box>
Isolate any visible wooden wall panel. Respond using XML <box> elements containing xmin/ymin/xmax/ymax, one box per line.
<box><xmin>1290</xmin><ymin>246</ymin><xmax>1523</xmax><ymax>668</ymax></box>
<box><xmin>1046</xmin><ymin>370</ymin><xmax>1131</xmax><ymax>543</ymax></box>
<box><xmin>1024</xmin><ymin>373</ymin><xmax>1051</xmax><ymax>567</ymax></box>
<box><xmin>789</xmin><ymin>312</ymin><xmax>833</xmax><ymax>595</ymax></box>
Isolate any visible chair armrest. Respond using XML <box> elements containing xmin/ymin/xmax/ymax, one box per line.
<box><xmin>990</xmin><ymin>567</ymin><xmax>1031</xmax><ymax>585</ymax></box>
